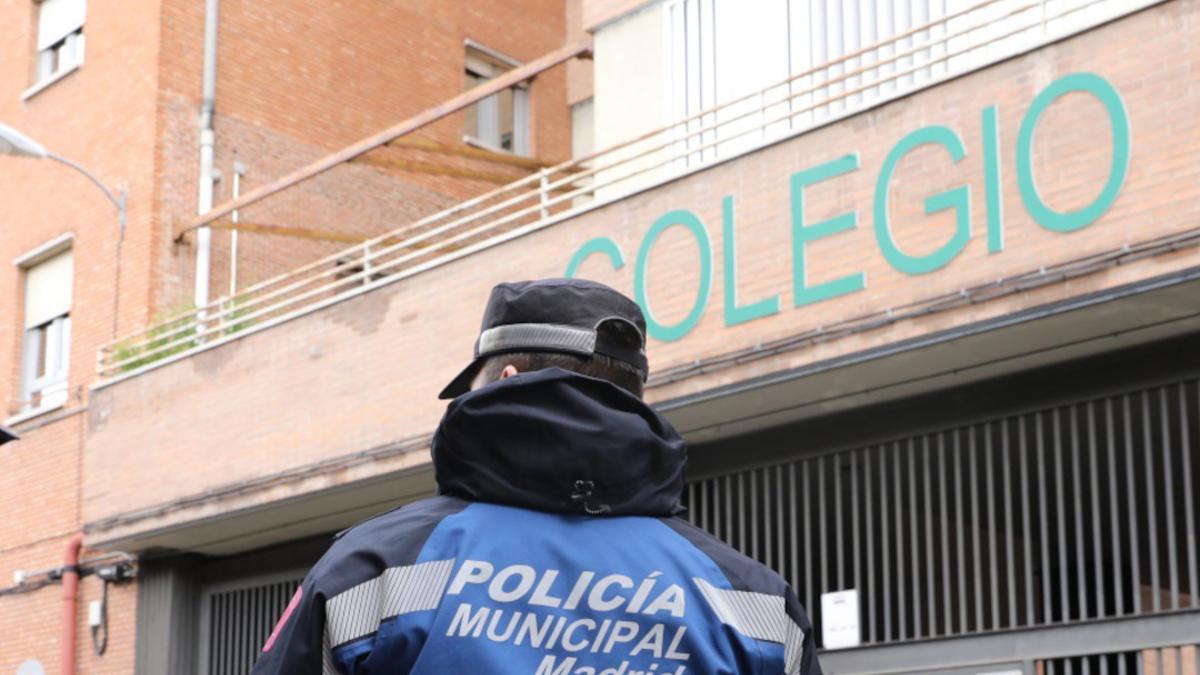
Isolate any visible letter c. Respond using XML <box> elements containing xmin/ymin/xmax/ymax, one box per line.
<box><xmin>565</xmin><ymin>237</ymin><xmax>625</xmax><ymax>278</ymax></box>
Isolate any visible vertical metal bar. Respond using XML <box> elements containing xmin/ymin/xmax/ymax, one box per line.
<box><xmin>1020</xmin><ymin>415</ymin><xmax>1035</xmax><ymax>627</ymax></box>
<box><xmin>749</xmin><ymin>469</ymin><xmax>760</xmax><ymax>560</ymax></box>
<box><xmin>882</xmin><ymin>445</ymin><xmax>893</xmax><ymax>641</ymax></box>
<box><xmin>1101</xmin><ymin>653</ymin><xmax>1110</xmax><ymax>675</ymax></box>
<box><xmin>698</xmin><ymin>478</ymin><xmax>709</xmax><ymax>533</ymax></box>
<box><xmin>1089</xmin><ymin>402</ymin><xmax>1106</xmax><ymax>618</ymax></box>
<box><xmin>909</xmin><ymin>438</ymin><xmax>922</xmax><ymax>638</ymax></box>
<box><xmin>923</xmin><ymin>435</ymin><xmax>936</xmax><ymax>637</ymax></box>
<box><xmin>765</xmin><ymin>466</ymin><xmax>775</xmax><ymax>572</ymax></box>
<box><xmin>986</xmin><ymin>422</ymin><xmax>1000</xmax><ymax>630</ymax></box>
<box><xmin>1106</xmin><ymin>398</ymin><xmax>1125</xmax><ymax>616</ymax></box>
<box><xmin>233</xmin><ymin>590</ymin><xmax>243</xmax><ymax>675</ymax></box>
<box><xmin>229</xmin><ymin>168</ymin><xmax>242</xmax><ymax>296</ymax></box>
<box><xmin>1159</xmin><ymin>388</ymin><xmax>1178</xmax><ymax>610</ymax></box>
<box><xmin>775</xmin><ymin>464</ymin><xmax>784</xmax><ymax>576</ymax></box>
<box><xmin>724</xmin><ymin>473</ymin><xmax>733</xmax><ymax>545</ymax></box>
<box><xmin>1037</xmin><ymin>412</ymin><xmax>1054</xmax><ymax>623</ymax></box>
<box><xmin>1003</xmin><ymin>419</ymin><xmax>1017</xmax><ymax>628</ymax></box>
<box><xmin>820</xmin><ymin>456</ymin><xmax>829</xmax><ymax>595</ymax></box>
<box><xmin>1183</xmin><ymin>382</ymin><xmax>1199</xmax><ymax>610</ymax></box>
<box><xmin>895</xmin><ymin>440</ymin><xmax>908</xmax><ymax>639</ymax></box>
<box><xmin>1124</xmin><ymin>395</ymin><xmax>1142</xmax><ymax>615</ymax></box>
<box><xmin>539</xmin><ymin>168</ymin><xmax>550</xmax><ymax>219</ymax></box>
<box><xmin>938</xmin><ymin>432</ymin><xmax>952</xmax><ymax>636</ymax></box>
<box><xmin>1071</xmin><ymin>405</ymin><xmax>1089</xmax><ymax>620</ymax></box>
<box><xmin>970</xmin><ymin>428</ymin><xmax>984</xmax><ymax>631</ymax></box>
<box><xmin>1054</xmin><ymin>409</ymin><xmax>1070</xmax><ymax>622</ymax></box>
<box><xmin>790</xmin><ymin>462</ymin><xmax>800</xmax><ymax>595</ymax></box>
<box><xmin>686</xmin><ymin>483</ymin><xmax>695</xmax><ymax>523</ymax></box>
<box><xmin>1143</xmin><ymin>392</ymin><xmax>1161</xmax><ymax>613</ymax></box>
<box><xmin>213</xmin><ymin>593</ymin><xmax>221</xmax><ymax>675</ymax></box>
<box><xmin>955</xmin><ymin>429</ymin><xmax>968</xmax><ymax>633</ymax></box>
<box><xmin>865</xmin><ymin>446</ymin><xmax>876</xmax><ymax>643</ymax></box>
<box><xmin>1056</xmin><ymin>403</ymin><xmax>1075</xmax><ymax>619</ymax></box>
<box><xmin>739</xmin><ymin>470</ymin><xmax>748</xmax><ymax>553</ymax></box>
<box><xmin>852</xmin><ymin>448</ymin><xmax>861</xmax><ymax>599</ymax></box>
<box><xmin>804</xmin><ymin>459</ymin><xmax>815</xmax><ymax>619</ymax></box>
<box><xmin>836</xmin><ymin>453</ymin><xmax>844</xmax><ymax>590</ymax></box>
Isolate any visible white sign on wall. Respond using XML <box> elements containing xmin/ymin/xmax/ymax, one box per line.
<box><xmin>820</xmin><ymin>589</ymin><xmax>862</xmax><ymax>649</ymax></box>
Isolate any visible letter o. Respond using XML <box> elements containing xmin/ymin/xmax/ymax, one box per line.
<box><xmin>1017</xmin><ymin>72</ymin><xmax>1131</xmax><ymax>232</ymax></box>
<box><xmin>488</xmin><ymin>565</ymin><xmax>536</xmax><ymax>602</ymax></box>
<box><xmin>634</xmin><ymin>210</ymin><xmax>712</xmax><ymax>342</ymax></box>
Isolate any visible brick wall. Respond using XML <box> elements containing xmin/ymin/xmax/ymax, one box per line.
<box><xmin>153</xmin><ymin>0</ymin><xmax>571</xmax><ymax>316</ymax></box>
<box><xmin>0</xmin><ymin>0</ymin><xmax>165</xmax><ymax>669</ymax></box>
<box><xmin>0</xmin><ymin>0</ymin><xmax>569</xmax><ymax>670</ymax></box>
<box><xmin>83</xmin><ymin>1</ymin><xmax>1200</xmax><ymax>544</ymax></box>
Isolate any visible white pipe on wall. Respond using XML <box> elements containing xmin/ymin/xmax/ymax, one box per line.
<box><xmin>194</xmin><ymin>0</ymin><xmax>219</xmax><ymax>312</ymax></box>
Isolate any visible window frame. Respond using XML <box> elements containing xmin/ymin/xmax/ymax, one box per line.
<box><xmin>9</xmin><ymin>235</ymin><xmax>74</xmax><ymax>423</ymax></box>
<box><xmin>24</xmin><ymin>0</ymin><xmax>86</xmax><ymax>100</ymax></box>
<box><xmin>463</xmin><ymin>41</ymin><xmax>531</xmax><ymax>157</ymax></box>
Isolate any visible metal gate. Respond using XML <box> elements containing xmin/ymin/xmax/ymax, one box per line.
<box><xmin>683</xmin><ymin>378</ymin><xmax>1200</xmax><ymax>657</ymax></box>
<box><xmin>197</xmin><ymin>571</ymin><xmax>304</xmax><ymax>675</ymax></box>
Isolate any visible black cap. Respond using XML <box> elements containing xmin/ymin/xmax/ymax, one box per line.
<box><xmin>439</xmin><ymin>278</ymin><xmax>648</xmax><ymax>399</ymax></box>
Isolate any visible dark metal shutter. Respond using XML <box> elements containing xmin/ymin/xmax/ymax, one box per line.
<box><xmin>683</xmin><ymin>379</ymin><xmax>1200</xmax><ymax>650</ymax></box>
<box><xmin>198</xmin><ymin>572</ymin><xmax>303</xmax><ymax>675</ymax></box>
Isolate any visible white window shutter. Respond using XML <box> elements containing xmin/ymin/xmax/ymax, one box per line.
<box><xmin>512</xmin><ymin>87</ymin><xmax>531</xmax><ymax>156</ymax></box>
<box><xmin>37</xmin><ymin>0</ymin><xmax>87</xmax><ymax>51</ymax></box>
<box><xmin>24</xmin><ymin>249</ymin><xmax>73</xmax><ymax>328</ymax></box>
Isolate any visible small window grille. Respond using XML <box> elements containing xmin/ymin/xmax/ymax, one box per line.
<box><xmin>198</xmin><ymin>573</ymin><xmax>303</xmax><ymax>675</ymax></box>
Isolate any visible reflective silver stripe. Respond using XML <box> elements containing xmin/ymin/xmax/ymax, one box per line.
<box><xmin>322</xmin><ymin>639</ymin><xmax>339</xmax><ymax>675</ymax></box>
<box><xmin>693</xmin><ymin>577</ymin><xmax>806</xmax><ymax>674</ymax></box>
<box><xmin>477</xmin><ymin>323</ymin><xmax>596</xmax><ymax>357</ymax></box>
<box><xmin>326</xmin><ymin>559</ymin><xmax>455</xmax><ymax>648</ymax></box>
<box><xmin>783</xmin><ymin>616</ymin><xmax>805</xmax><ymax>675</ymax></box>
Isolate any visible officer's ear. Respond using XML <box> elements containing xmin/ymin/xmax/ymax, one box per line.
<box><xmin>469</xmin><ymin>359</ymin><xmax>521</xmax><ymax>391</ymax></box>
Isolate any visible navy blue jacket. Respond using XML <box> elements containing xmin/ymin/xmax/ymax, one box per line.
<box><xmin>252</xmin><ymin>368</ymin><xmax>821</xmax><ymax>674</ymax></box>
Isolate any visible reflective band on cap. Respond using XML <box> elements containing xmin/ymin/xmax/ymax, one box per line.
<box><xmin>476</xmin><ymin>323</ymin><xmax>597</xmax><ymax>358</ymax></box>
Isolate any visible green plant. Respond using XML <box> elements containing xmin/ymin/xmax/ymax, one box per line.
<box><xmin>110</xmin><ymin>301</ymin><xmax>200</xmax><ymax>373</ymax></box>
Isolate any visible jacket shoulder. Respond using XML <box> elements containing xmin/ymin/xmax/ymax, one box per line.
<box><xmin>310</xmin><ymin>495</ymin><xmax>469</xmax><ymax>596</ymax></box>
<box><xmin>660</xmin><ymin>515</ymin><xmax>789</xmax><ymax>597</ymax></box>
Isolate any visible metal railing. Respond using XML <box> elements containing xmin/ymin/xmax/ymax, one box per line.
<box><xmin>96</xmin><ymin>0</ymin><xmax>1153</xmax><ymax>379</ymax></box>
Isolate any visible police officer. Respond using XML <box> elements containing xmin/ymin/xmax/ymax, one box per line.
<box><xmin>252</xmin><ymin>278</ymin><xmax>822</xmax><ymax>674</ymax></box>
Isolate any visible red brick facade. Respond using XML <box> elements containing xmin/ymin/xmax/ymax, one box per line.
<box><xmin>0</xmin><ymin>0</ymin><xmax>569</xmax><ymax>671</ymax></box>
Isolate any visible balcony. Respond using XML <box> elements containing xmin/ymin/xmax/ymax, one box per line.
<box><xmin>82</xmin><ymin>0</ymin><xmax>1200</xmax><ymax>554</ymax></box>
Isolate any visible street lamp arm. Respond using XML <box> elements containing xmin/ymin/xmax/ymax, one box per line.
<box><xmin>45</xmin><ymin>151</ymin><xmax>127</xmax><ymax>229</ymax></box>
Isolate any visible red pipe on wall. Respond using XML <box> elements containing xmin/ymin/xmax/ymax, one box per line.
<box><xmin>61</xmin><ymin>533</ymin><xmax>84</xmax><ymax>675</ymax></box>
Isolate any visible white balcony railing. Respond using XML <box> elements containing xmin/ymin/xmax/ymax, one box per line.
<box><xmin>96</xmin><ymin>0</ymin><xmax>1155</xmax><ymax>381</ymax></box>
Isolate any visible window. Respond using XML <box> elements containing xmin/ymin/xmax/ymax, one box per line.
<box><xmin>19</xmin><ymin>247</ymin><xmax>73</xmax><ymax>414</ymax></box>
<box><xmin>34</xmin><ymin>0</ymin><xmax>86</xmax><ymax>86</ymax></box>
<box><xmin>464</xmin><ymin>45</ymin><xmax>530</xmax><ymax>156</ymax></box>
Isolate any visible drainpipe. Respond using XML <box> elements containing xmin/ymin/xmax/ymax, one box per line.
<box><xmin>60</xmin><ymin>532</ymin><xmax>84</xmax><ymax>675</ymax></box>
<box><xmin>194</xmin><ymin>0</ymin><xmax>220</xmax><ymax>313</ymax></box>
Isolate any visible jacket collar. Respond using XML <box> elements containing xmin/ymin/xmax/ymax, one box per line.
<box><xmin>431</xmin><ymin>368</ymin><xmax>687</xmax><ymax>516</ymax></box>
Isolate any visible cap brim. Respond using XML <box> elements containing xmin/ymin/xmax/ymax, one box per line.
<box><xmin>438</xmin><ymin>358</ymin><xmax>485</xmax><ymax>399</ymax></box>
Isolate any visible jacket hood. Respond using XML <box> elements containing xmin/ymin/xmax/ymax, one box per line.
<box><xmin>431</xmin><ymin>367</ymin><xmax>687</xmax><ymax>516</ymax></box>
